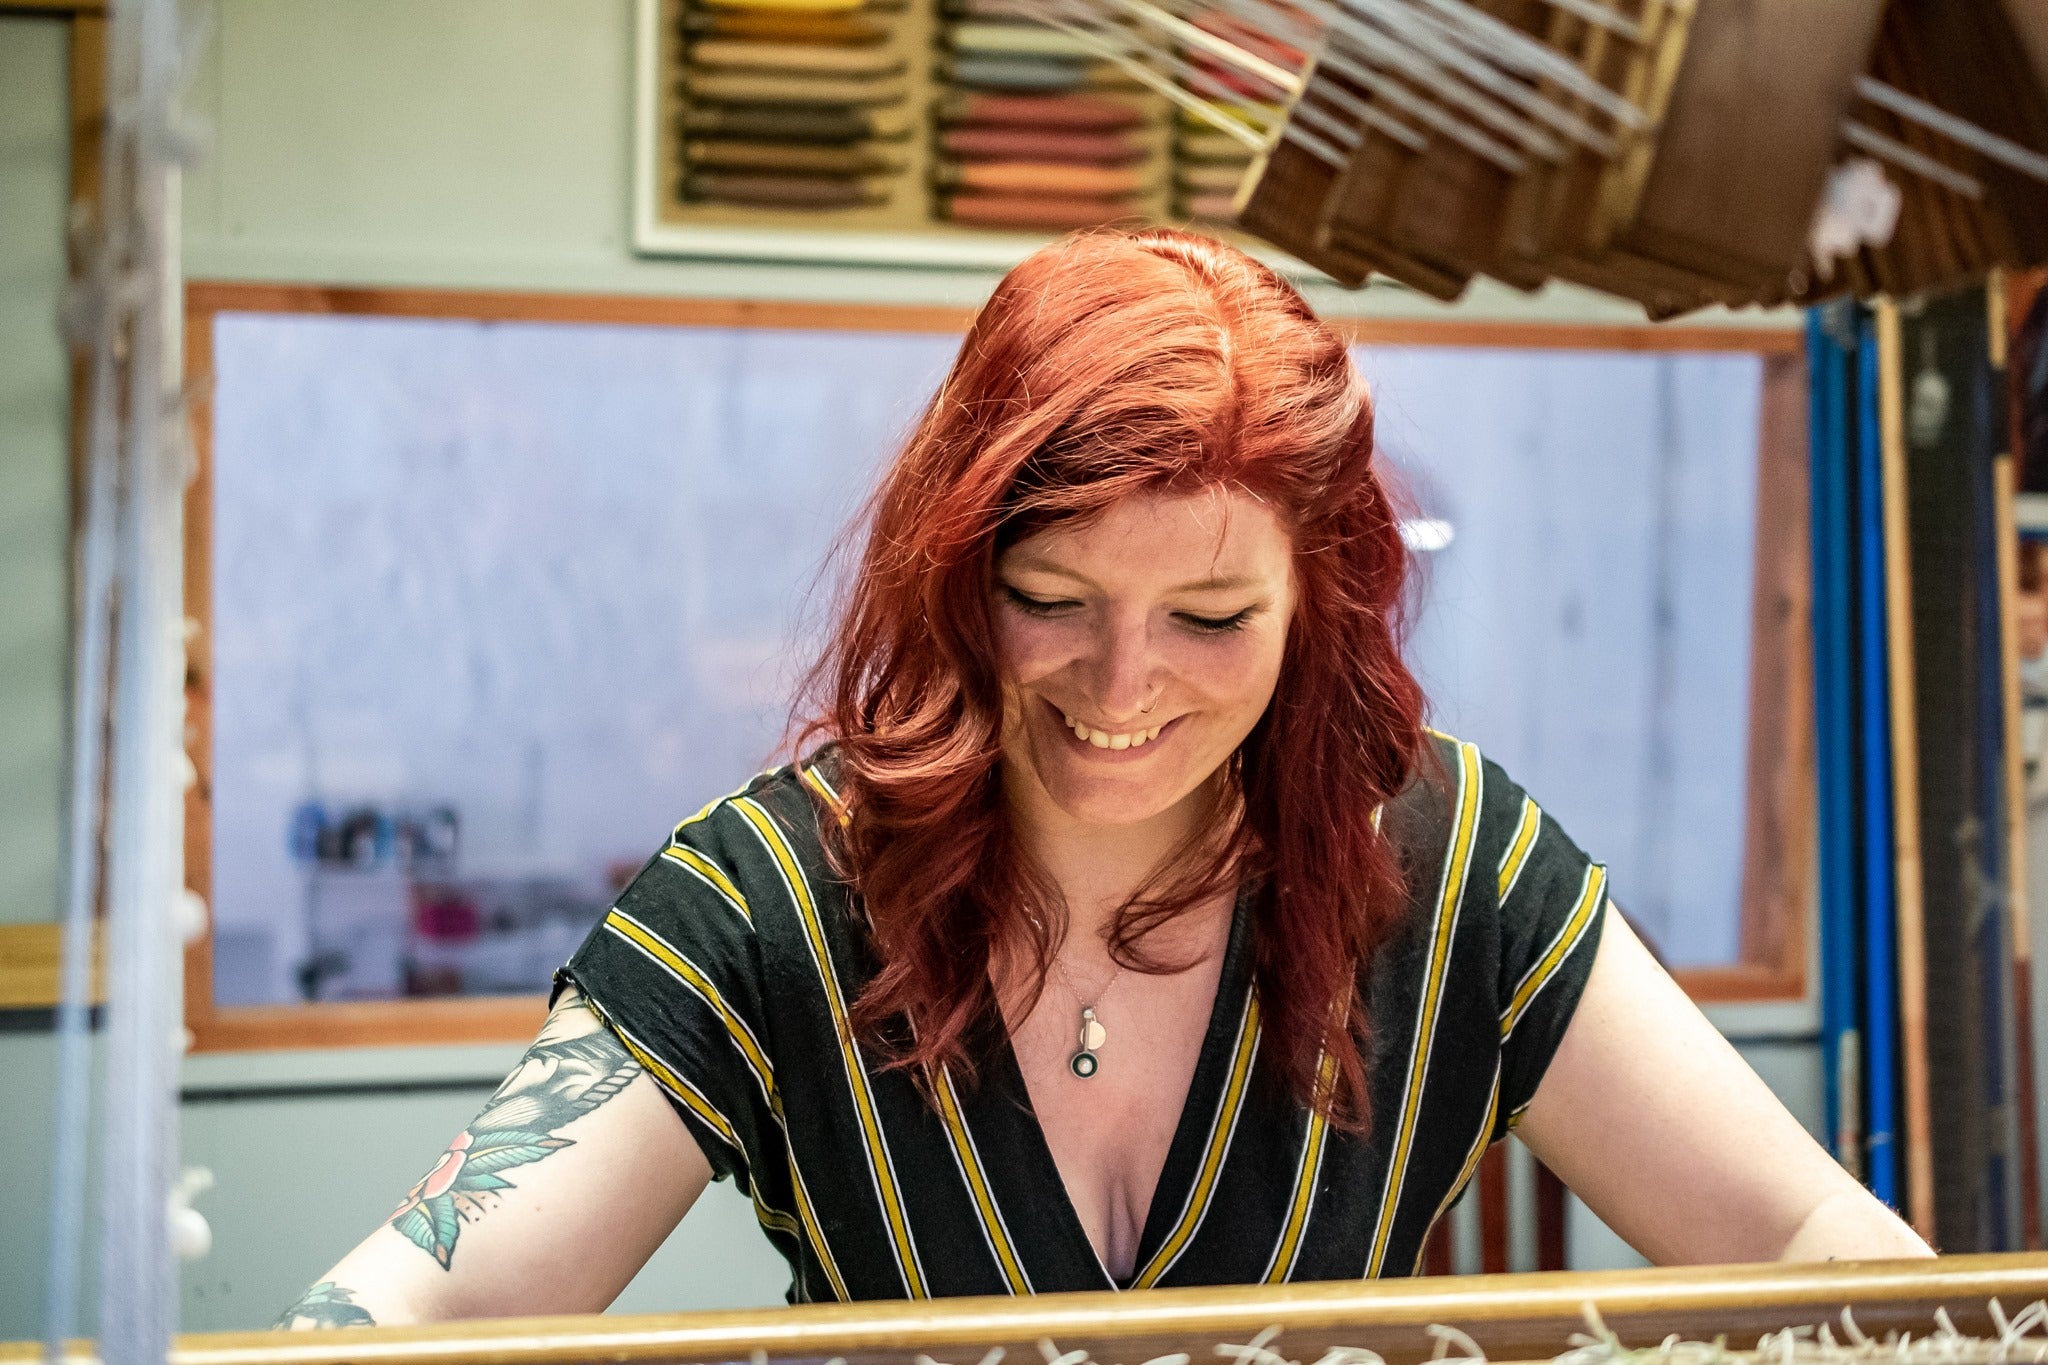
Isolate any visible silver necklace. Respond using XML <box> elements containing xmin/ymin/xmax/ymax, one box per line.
<box><xmin>1048</xmin><ymin>953</ymin><xmax>1125</xmax><ymax>1079</ymax></box>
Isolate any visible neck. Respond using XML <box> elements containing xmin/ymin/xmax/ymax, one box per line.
<box><xmin>1003</xmin><ymin>765</ymin><xmax>1222</xmax><ymax>951</ymax></box>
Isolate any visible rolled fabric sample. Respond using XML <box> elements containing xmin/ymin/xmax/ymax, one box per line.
<box><xmin>940</xmin><ymin>124</ymin><xmax>1144</xmax><ymax>163</ymax></box>
<box><xmin>1178</xmin><ymin>99</ymin><xmax>1279</xmax><ymax>129</ymax></box>
<box><xmin>947</xmin><ymin>21</ymin><xmax>1100</xmax><ymax>58</ymax></box>
<box><xmin>942</xmin><ymin>53</ymin><xmax>1091</xmax><ymax>90</ymax></box>
<box><xmin>1178</xmin><ymin>127</ymin><xmax>1258</xmax><ymax>162</ymax></box>
<box><xmin>683</xmin><ymin>67</ymin><xmax>910</xmax><ymax>103</ymax></box>
<box><xmin>1174</xmin><ymin>160</ymin><xmax>1246</xmax><ymax>193</ymax></box>
<box><xmin>686</xmin><ymin>137</ymin><xmax>909</xmax><ymax>174</ymax></box>
<box><xmin>937</xmin><ymin>90</ymin><xmax>1146</xmax><ymax>130</ymax></box>
<box><xmin>689</xmin><ymin>38</ymin><xmax>907</xmax><ymax>76</ymax></box>
<box><xmin>943</xmin><ymin>0</ymin><xmax>1054</xmax><ymax>20</ymax></box>
<box><xmin>683</xmin><ymin>100</ymin><xmax>914</xmax><ymax>141</ymax></box>
<box><xmin>1179</xmin><ymin>189</ymin><xmax>1238</xmax><ymax>220</ymax></box>
<box><xmin>943</xmin><ymin>159</ymin><xmax>1151</xmax><ymax>196</ymax></box>
<box><xmin>700</xmin><ymin>0</ymin><xmax>869</xmax><ymax>12</ymax></box>
<box><xmin>944</xmin><ymin>191</ymin><xmax>1138</xmax><ymax>229</ymax></box>
<box><xmin>1185</xmin><ymin>50</ymin><xmax>1287</xmax><ymax>101</ymax></box>
<box><xmin>684</xmin><ymin>169</ymin><xmax>892</xmax><ymax>207</ymax></box>
<box><xmin>681</xmin><ymin>8</ymin><xmax>892</xmax><ymax>42</ymax></box>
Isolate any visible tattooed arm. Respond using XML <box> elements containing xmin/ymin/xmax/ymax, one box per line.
<box><xmin>276</xmin><ymin>984</ymin><xmax>714</xmax><ymax>1327</ymax></box>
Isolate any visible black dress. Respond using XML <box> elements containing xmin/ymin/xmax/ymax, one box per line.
<box><xmin>557</xmin><ymin>731</ymin><xmax>1607</xmax><ymax>1302</ymax></box>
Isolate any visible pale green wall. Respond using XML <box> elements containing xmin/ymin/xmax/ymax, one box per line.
<box><xmin>0</xmin><ymin>0</ymin><xmax>1820</xmax><ymax>1342</ymax></box>
<box><xmin>0</xmin><ymin>15</ymin><xmax>70</xmax><ymax>928</ymax></box>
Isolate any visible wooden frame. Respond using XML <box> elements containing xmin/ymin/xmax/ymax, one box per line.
<box><xmin>7</xmin><ymin>1254</ymin><xmax>2046</xmax><ymax>1363</ymax></box>
<box><xmin>178</xmin><ymin>280</ymin><xmax>1810</xmax><ymax>1052</ymax></box>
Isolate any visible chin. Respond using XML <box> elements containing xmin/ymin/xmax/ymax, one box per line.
<box><xmin>1027</xmin><ymin>732</ymin><xmax>1216</xmax><ymax>828</ymax></box>
<box><xmin>1040</xmin><ymin>774</ymin><xmax>1186</xmax><ymax>827</ymax></box>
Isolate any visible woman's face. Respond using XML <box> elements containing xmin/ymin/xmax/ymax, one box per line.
<box><xmin>994</xmin><ymin>486</ymin><xmax>1297</xmax><ymax>831</ymax></box>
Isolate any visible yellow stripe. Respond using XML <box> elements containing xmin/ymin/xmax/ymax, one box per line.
<box><xmin>732</xmin><ymin>796</ymin><xmax>928</xmax><ymax>1298</ymax></box>
<box><xmin>671</xmin><ymin>776</ymin><xmax>759</xmax><ymax>843</ymax></box>
<box><xmin>658</xmin><ymin>846</ymin><xmax>752</xmax><ymax>922</ymax></box>
<box><xmin>604</xmin><ymin>910</ymin><xmax>775</xmax><ymax>1105</ymax></box>
<box><xmin>1130</xmin><ymin>991</ymin><xmax>1262</xmax><ymax>1289</ymax></box>
<box><xmin>1501</xmin><ymin>865</ymin><xmax>1606</xmax><ymax>1040</ymax></box>
<box><xmin>1410</xmin><ymin>1063</ymin><xmax>1501</xmax><ymax>1275</ymax></box>
<box><xmin>608</xmin><ymin>1025</ymin><xmax>808</xmax><ymax>1246</ymax></box>
<box><xmin>933</xmin><ymin>1067</ymin><xmax>1032</xmax><ymax>1294</ymax></box>
<box><xmin>1496</xmin><ymin>798</ymin><xmax>1541</xmax><ymax>902</ymax></box>
<box><xmin>1263</xmin><ymin>1049</ymin><xmax>1335</xmax><ymax>1283</ymax></box>
<box><xmin>1365</xmin><ymin>740</ymin><xmax>1482</xmax><ymax>1278</ymax></box>
<box><xmin>782</xmin><ymin>1151</ymin><xmax>850</xmax><ymax>1300</ymax></box>
<box><xmin>800</xmin><ymin>764</ymin><xmax>852</xmax><ymax>826</ymax></box>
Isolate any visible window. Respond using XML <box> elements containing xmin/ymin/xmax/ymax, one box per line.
<box><xmin>182</xmin><ymin>284</ymin><xmax>1809</xmax><ymax>1049</ymax></box>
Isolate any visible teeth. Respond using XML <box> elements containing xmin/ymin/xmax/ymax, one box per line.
<box><xmin>1061</xmin><ymin>712</ymin><xmax>1164</xmax><ymax>749</ymax></box>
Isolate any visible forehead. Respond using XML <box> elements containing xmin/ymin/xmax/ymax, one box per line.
<box><xmin>999</xmin><ymin>486</ymin><xmax>1293</xmax><ymax>589</ymax></box>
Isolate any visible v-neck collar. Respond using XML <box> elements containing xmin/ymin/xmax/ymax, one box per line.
<box><xmin>974</xmin><ymin>884</ymin><xmax>1260</xmax><ymax>1291</ymax></box>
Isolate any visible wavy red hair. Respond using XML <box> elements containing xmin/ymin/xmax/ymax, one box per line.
<box><xmin>798</xmin><ymin>227</ymin><xmax>1428</xmax><ymax>1129</ymax></box>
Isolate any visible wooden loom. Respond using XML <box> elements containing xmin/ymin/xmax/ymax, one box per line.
<box><xmin>11</xmin><ymin>1257</ymin><xmax>2048</xmax><ymax>1365</ymax></box>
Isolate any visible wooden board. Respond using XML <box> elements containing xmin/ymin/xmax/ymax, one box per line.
<box><xmin>13</xmin><ymin>1256</ymin><xmax>2048</xmax><ymax>1365</ymax></box>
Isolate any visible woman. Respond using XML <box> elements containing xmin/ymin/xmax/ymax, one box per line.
<box><xmin>277</xmin><ymin>229</ymin><xmax>1928</xmax><ymax>1328</ymax></box>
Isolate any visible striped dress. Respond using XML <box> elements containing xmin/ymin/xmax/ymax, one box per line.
<box><xmin>557</xmin><ymin>731</ymin><xmax>1606</xmax><ymax>1302</ymax></box>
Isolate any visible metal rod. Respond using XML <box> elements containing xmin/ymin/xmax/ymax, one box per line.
<box><xmin>1319</xmin><ymin>26</ymin><xmax>1530</xmax><ymax>170</ymax></box>
<box><xmin>1328</xmin><ymin>0</ymin><xmax>1569</xmax><ymax>159</ymax></box>
<box><xmin>1366</xmin><ymin>0</ymin><xmax>1620</xmax><ymax>152</ymax></box>
<box><xmin>1406</xmin><ymin>0</ymin><xmax>1646</xmax><ymax>127</ymax></box>
<box><xmin>1841</xmin><ymin>120</ymin><xmax>1985</xmax><ymax>200</ymax></box>
<box><xmin>1026</xmin><ymin>8</ymin><xmax>1278</xmax><ymax>150</ymax></box>
<box><xmin>1855</xmin><ymin>76</ymin><xmax>2048</xmax><ymax>186</ymax></box>
<box><xmin>1093</xmin><ymin>0</ymin><xmax>1304</xmax><ymax>91</ymax></box>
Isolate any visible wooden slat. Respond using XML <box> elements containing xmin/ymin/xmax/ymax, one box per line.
<box><xmin>0</xmin><ymin>922</ymin><xmax>103</xmax><ymax>1010</ymax></box>
<box><xmin>0</xmin><ymin>1</ymin><xmax>107</xmax><ymax>14</ymax></box>
<box><xmin>1480</xmin><ymin>1143</ymin><xmax>1511</xmax><ymax>1275</ymax></box>
<box><xmin>1737</xmin><ymin>351</ymin><xmax>1817</xmax><ymax>990</ymax></box>
<box><xmin>182</xmin><ymin>288</ymin><xmax>218</xmax><ymax>1048</ymax></box>
<box><xmin>1534</xmin><ymin>1158</ymin><xmax>1569</xmax><ymax>1272</ymax></box>
<box><xmin>7</xmin><ymin>1255</ymin><xmax>2045</xmax><ymax>1365</ymax></box>
<box><xmin>181</xmin><ymin>280</ymin><xmax>1800</xmax><ymax>354</ymax></box>
<box><xmin>1877</xmin><ymin>300</ymin><xmax>1936</xmax><ymax>1242</ymax></box>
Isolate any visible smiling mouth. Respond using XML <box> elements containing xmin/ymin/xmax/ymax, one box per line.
<box><xmin>1057</xmin><ymin>707</ymin><xmax>1166</xmax><ymax>751</ymax></box>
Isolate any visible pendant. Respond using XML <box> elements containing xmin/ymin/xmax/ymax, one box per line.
<box><xmin>1069</xmin><ymin>1006</ymin><xmax>1107</xmax><ymax>1079</ymax></box>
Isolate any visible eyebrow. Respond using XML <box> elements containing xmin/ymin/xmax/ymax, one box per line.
<box><xmin>1004</xmin><ymin>556</ymin><xmax>1263</xmax><ymax>595</ymax></box>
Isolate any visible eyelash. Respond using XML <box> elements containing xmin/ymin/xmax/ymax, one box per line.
<box><xmin>1000</xmin><ymin>586</ymin><xmax>1256</xmax><ymax>634</ymax></box>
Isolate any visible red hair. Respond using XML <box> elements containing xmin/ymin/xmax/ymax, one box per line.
<box><xmin>798</xmin><ymin>227</ymin><xmax>1428</xmax><ymax>1129</ymax></box>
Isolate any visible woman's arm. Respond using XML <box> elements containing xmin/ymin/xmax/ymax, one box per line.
<box><xmin>274</xmin><ymin>983</ymin><xmax>714</xmax><ymax>1327</ymax></box>
<box><xmin>1515</xmin><ymin>905</ymin><xmax>1933</xmax><ymax>1265</ymax></box>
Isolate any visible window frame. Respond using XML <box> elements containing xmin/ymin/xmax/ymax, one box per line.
<box><xmin>178</xmin><ymin>280</ymin><xmax>1810</xmax><ymax>1051</ymax></box>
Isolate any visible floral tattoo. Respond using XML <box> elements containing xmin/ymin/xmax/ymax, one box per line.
<box><xmin>387</xmin><ymin>985</ymin><xmax>640</xmax><ymax>1270</ymax></box>
<box><xmin>274</xmin><ymin>1281</ymin><xmax>375</xmax><ymax>1329</ymax></box>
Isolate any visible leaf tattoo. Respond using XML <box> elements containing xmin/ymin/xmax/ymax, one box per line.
<box><xmin>274</xmin><ymin>1281</ymin><xmax>376</xmax><ymax>1329</ymax></box>
<box><xmin>387</xmin><ymin>993</ymin><xmax>640</xmax><ymax>1270</ymax></box>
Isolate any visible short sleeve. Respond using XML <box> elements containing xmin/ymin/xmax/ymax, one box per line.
<box><xmin>1479</xmin><ymin>757</ymin><xmax>1609</xmax><ymax>1134</ymax></box>
<box><xmin>554</xmin><ymin>799</ymin><xmax>781</xmax><ymax>1193</ymax></box>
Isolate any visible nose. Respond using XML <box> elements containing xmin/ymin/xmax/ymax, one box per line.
<box><xmin>1085</xmin><ymin>611</ymin><xmax>1157</xmax><ymax>723</ymax></box>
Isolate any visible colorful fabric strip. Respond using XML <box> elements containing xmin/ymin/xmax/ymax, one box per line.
<box><xmin>683</xmin><ymin>170</ymin><xmax>891</xmax><ymax>208</ymax></box>
<box><xmin>941</xmin><ymin>124</ymin><xmax>1144</xmax><ymax>164</ymax></box>
<box><xmin>687</xmin><ymin>137</ymin><xmax>908</xmax><ymax>175</ymax></box>
<box><xmin>689</xmin><ymin>38</ymin><xmax>907</xmax><ymax>76</ymax></box>
<box><xmin>946</xmin><ymin>159</ymin><xmax>1151</xmax><ymax>195</ymax></box>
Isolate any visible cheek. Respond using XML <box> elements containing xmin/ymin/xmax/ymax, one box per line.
<box><xmin>995</xmin><ymin>614</ymin><xmax>1082</xmax><ymax>685</ymax></box>
<box><xmin>1168</xmin><ymin>629</ymin><xmax>1288</xmax><ymax>706</ymax></box>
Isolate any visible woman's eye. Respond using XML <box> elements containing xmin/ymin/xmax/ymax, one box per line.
<box><xmin>1177</xmin><ymin>608</ymin><xmax>1256</xmax><ymax>634</ymax></box>
<box><xmin>1002</xmin><ymin>586</ymin><xmax>1079</xmax><ymax>616</ymax></box>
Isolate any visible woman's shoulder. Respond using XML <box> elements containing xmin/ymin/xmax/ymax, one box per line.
<box><xmin>1380</xmin><ymin>730</ymin><xmax>1531</xmax><ymax>874</ymax></box>
<box><xmin>656</xmin><ymin>753</ymin><xmax>845</xmax><ymax>898</ymax></box>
